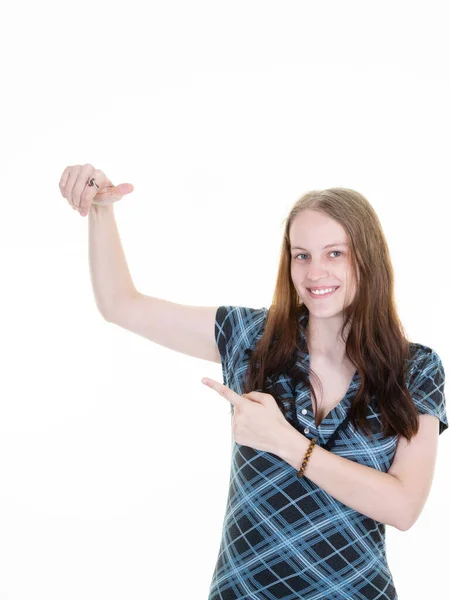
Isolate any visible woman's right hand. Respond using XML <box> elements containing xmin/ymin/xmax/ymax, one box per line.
<box><xmin>59</xmin><ymin>163</ymin><xmax>134</xmax><ymax>216</ymax></box>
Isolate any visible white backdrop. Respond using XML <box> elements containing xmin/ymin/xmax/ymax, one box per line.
<box><xmin>0</xmin><ymin>1</ymin><xmax>448</xmax><ymax>598</ymax></box>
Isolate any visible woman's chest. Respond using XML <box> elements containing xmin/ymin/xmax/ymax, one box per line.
<box><xmin>309</xmin><ymin>358</ymin><xmax>357</xmax><ymax>427</ymax></box>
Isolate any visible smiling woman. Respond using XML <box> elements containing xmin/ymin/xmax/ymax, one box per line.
<box><xmin>205</xmin><ymin>188</ymin><xmax>447</xmax><ymax>600</ymax></box>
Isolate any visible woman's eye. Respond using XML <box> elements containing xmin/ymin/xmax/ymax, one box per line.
<box><xmin>295</xmin><ymin>251</ymin><xmax>342</xmax><ymax>260</ymax></box>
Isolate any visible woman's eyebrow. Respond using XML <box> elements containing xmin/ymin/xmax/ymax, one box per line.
<box><xmin>290</xmin><ymin>242</ymin><xmax>349</xmax><ymax>250</ymax></box>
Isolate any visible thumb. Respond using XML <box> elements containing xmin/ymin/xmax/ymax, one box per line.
<box><xmin>114</xmin><ymin>183</ymin><xmax>134</xmax><ymax>196</ymax></box>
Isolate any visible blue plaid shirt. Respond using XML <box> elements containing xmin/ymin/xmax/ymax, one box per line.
<box><xmin>208</xmin><ymin>306</ymin><xmax>448</xmax><ymax>600</ymax></box>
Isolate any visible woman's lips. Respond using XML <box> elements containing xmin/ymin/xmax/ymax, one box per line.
<box><xmin>306</xmin><ymin>286</ymin><xmax>340</xmax><ymax>299</ymax></box>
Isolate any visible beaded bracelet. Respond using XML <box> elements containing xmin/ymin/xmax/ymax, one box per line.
<box><xmin>296</xmin><ymin>437</ymin><xmax>317</xmax><ymax>479</ymax></box>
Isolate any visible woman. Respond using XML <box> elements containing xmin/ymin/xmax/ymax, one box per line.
<box><xmin>60</xmin><ymin>167</ymin><xmax>447</xmax><ymax>599</ymax></box>
<box><xmin>202</xmin><ymin>190</ymin><xmax>447</xmax><ymax>599</ymax></box>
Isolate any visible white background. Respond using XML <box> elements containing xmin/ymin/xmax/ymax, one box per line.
<box><xmin>0</xmin><ymin>1</ymin><xmax>448</xmax><ymax>598</ymax></box>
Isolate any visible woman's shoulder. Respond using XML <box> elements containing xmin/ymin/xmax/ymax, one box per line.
<box><xmin>215</xmin><ymin>305</ymin><xmax>269</xmax><ymax>338</ymax></box>
<box><xmin>406</xmin><ymin>341</ymin><xmax>442</xmax><ymax>369</ymax></box>
<box><xmin>405</xmin><ymin>342</ymin><xmax>447</xmax><ymax>435</ymax></box>
<box><xmin>215</xmin><ymin>305</ymin><xmax>269</xmax><ymax>358</ymax></box>
<box><xmin>405</xmin><ymin>342</ymin><xmax>445</xmax><ymax>404</ymax></box>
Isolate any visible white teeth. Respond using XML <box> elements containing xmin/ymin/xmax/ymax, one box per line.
<box><xmin>310</xmin><ymin>287</ymin><xmax>337</xmax><ymax>295</ymax></box>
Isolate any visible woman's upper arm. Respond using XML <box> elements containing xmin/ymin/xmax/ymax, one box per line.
<box><xmin>106</xmin><ymin>292</ymin><xmax>222</xmax><ymax>363</ymax></box>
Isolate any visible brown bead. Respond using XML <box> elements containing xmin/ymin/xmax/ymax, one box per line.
<box><xmin>296</xmin><ymin>438</ymin><xmax>317</xmax><ymax>479</ymax></box>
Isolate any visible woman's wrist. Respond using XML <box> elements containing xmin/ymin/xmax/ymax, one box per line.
<box><xmin>276</xmin><ymin>425</ymin><xmax>311</xmax><ymax>470</ymax></box>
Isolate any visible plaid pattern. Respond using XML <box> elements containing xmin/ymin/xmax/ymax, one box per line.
<box><xmin>208</xmin><ymin>306</ymin><xmax>447</xmax><ymax>600</ymax></box>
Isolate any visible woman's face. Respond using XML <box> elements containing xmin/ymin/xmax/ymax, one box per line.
<box><xmin>289</xmin><ymin>209</ymin><xmax>357</xmax><ymax>316</ymax></box>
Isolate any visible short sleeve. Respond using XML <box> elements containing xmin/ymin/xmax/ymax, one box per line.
<box><xmin>214</xmin><ymin>305</ymin><xmax>268</xmax><ymax>388</ymax></box>
<box><xmin>410</xmin><ymin>349</ymin><xmax>448</xmax><ymax>435</ymax></box>
<box><xmin>215</xmin><ymin>306</ymin><xmax>235</xmax><ymax>387</ymax></box>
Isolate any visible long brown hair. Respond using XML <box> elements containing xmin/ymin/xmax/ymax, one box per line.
<box><xmin>242</xmin><ymin>188</ymin><xmax>420</xmax><ymax>442</ymax></box>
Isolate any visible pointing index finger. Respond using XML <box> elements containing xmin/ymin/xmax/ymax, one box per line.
<box><xmin>201</xmin><ymin>378</ymin><xmax>244</xmax><ymax>407</ymax></box>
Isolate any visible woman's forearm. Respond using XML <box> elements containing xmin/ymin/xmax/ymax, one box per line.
<box><xmin>276</xmin><ymin>426</ymin><xmax>407</xmax><ymax>530</ymax></box>
<box><xmin>88</xmin><ymin>204</ymin><xmax>138</xmax><ymax>319</ymax></box>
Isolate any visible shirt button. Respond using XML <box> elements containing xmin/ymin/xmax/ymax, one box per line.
<box><xmin>304</xmin><ymin>428</ymin><xmax>310</xmax><ymax>435</ymax></box>
<box><xmin>301</xmin><ymin>409</ymin><xmax>307</xmax><ymax>415</ymax></box>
